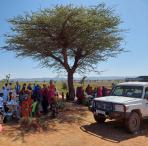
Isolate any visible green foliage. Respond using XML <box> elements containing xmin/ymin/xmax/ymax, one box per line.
<box><xmin>2</xmin><ymin>3</ymin><xmax>124</xmax><ymax>74</ymax></box>
<box><xmin>2</xmin><ymin>4</ymin><xmax>125</xmax><ymax>99</ymax></box>
<box><xmin>62</xmin><ymin>82</ymin><xmax>67</xmax><ymax>90</ymax></box>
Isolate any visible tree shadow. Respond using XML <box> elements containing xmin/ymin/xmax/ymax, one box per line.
<box><xmin>0</xmin><ymin>102</ymin><xmax>89</xmax><ymax>143</ymax></box>
<box><xmin>80</xmin><ymin>119</ymin><xmax>148</xmax><ymax>143</ymax></box>
<box><xmin>1</xmin><ymin>118</ymin><xmax>60</xmax><ymax>143</ymax></box>
<box><xmin>57</xmin><ymin>103</ymin><xmax>88</xmax><ymax>124</ymax></box>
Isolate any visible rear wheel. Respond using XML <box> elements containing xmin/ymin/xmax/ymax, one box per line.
<box><xmin>94</xmin><ymin>113</ymin><xmax>106</xmax><ymax>123</ymax></box>
<box><xmin>126</xmin><ymin>112</ymin><xmax>141</xmax><ymax>133</ymax></box>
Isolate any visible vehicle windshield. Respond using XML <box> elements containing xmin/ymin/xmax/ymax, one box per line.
<box><xmin>110</xmin><ymin>85</ymin><xmax>143</xmax><ymax>98</ymax></box>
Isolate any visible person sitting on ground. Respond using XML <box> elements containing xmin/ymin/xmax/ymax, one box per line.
<box><xmin>7</xmin><ymin>92</ymin><xmax>20</xmax><ymax>119</ymax></box>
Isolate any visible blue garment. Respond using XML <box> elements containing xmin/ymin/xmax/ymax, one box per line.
<box><xmin>15</xmin><ymin>85</ymin><xmax>21</xmax><ymax>94</ymax></box>
<box><xmin>2</xmin><ymin>89</ymin><xmax>8</xmax><ymax>102</ymax></box>
<box><xmin>33</xmin><ymin>85</ymin><xmax>41</xmax><ymax>101</ymax></box>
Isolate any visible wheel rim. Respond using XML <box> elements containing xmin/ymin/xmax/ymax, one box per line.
<box><xmin>129</xmin><ymin>113</ymin><xmax>140</xmax><ymax>132</ymax></box>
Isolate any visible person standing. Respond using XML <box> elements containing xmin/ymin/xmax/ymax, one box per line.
<box><xmin>27</xmin><ymin>83</ymin><xmax>32</xmax><ymax>91</ymax></box>
<box><xmin>97</xmin><ymin>87</ymin><xmax>103</xmax><ymax>97</ymax></box>
<box><xmin>20</xmin><ymin>91</ymin><xmax>32</xmax><ymax>119</ymax></box>
<box><xmin>102</xmin><ymin>86</ymin><xmax>107</xmax><ymax>96</ymax></box>
<box><xmin>8</xmin><ymin>83</ymin><xmax>13</xmax><ymax>91</ymax></box>
<box><xmin>41</xmin><ymin>84</ymin><xmax>48</xmax><ymax>114</ymax></box>
<box><xmin>2</xmin><ymin>86</ymin><xmax>8</xmax><ymax>102</ymax></box>
<box><xmin>48</xmin><ymin>80</ymin><xmax>56</xmax><ymax>104</ymax></box>
<box><xmin>85</xmin><ymin>84</ymin><xmax>93</xmax><ymax>95</ymax></box>
<box><xmin>15</xmin><ymin>81</ymin><xmax>21</xmax><ymax>95</ymax></box>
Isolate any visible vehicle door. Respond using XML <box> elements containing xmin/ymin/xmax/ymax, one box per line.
<box><xmin>143</xmin><ymin>87</ymin><xmax>148</xmax><ymax>117</ymax></box>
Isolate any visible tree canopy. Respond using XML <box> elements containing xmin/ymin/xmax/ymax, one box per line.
<box><xmin>2</xmin><ymin>3</ymin><xmax>124</xmax><ymax>100</ymax></box>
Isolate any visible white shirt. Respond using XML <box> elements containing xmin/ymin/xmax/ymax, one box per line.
<box><xmin>2</xmin><ymin>89</ymin><xmax>8</xmax><ymax>102</ymax></box>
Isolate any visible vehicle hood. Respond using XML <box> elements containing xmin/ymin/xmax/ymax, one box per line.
<box><xmin>94</xmin><ymin>96</ymin><xmax>143</xmax><ymax>105</ymax></box>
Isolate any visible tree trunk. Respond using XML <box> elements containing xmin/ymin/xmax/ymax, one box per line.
<box><xmin>67</xmin><ymin>71</ymin><xmax>75</xmax><ymax>101</ymax></box>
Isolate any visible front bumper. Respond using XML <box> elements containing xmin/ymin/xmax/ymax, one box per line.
<box><xmin>93</xmin><ymin>110</ymin><xmax>130</xmax><ymax>120</ymax></box>
<box><xmin>107</xmin><ymin>111</ymin><xmax>127</xmax><ymax>119</ymax></box>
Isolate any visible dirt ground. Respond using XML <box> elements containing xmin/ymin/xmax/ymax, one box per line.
<box><xmin>0</xmin><ymin>102</ymin><xmax>148</xmax><ymax>146</ymax></box>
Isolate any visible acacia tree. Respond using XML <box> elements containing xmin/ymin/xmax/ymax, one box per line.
<box><xmin>2</xmin><ymin>4</ymin><xmax>124</xmax><ymax>100</ymax></box>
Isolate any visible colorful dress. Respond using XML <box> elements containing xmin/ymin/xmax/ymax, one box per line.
<box><xmin>21</xmin><ymin>97</ymin><xmax>32</xmax><ymax>118</ymax></box>
<box><xmin>48</xmin><ymin>84</ymin><xmax>55</xmax><ymax>104</ymax></box>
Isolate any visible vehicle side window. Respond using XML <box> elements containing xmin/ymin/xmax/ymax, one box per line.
<box><xmin>144</xmin><ymin>88</ymin><xmax>148</xmax><ymax>99</ymax></box>
<box><xmin>112</xmin><ymin>86</ymin><xmax>123</xmax><ymax>96</ymax></box>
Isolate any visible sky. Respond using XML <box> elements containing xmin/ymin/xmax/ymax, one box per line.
<box><xmin>0</xmin><ymin>0</ymin><xmax>148</xmax><ymax>79</ymax></box>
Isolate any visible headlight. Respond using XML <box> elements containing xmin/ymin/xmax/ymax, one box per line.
<box><xmin>114</xmin><ymin>104</ymin><xmax>124</xmax><ymax>112</ymax></box>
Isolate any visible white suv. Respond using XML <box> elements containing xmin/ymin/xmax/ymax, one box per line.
<box><xmin>90</xmin><ymin>82</ymin><xmax>148</xmax><ymax>133</ymax></box>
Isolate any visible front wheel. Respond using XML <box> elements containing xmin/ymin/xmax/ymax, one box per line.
<box><xmin>125</xmin><ymin>112</ymin><xmax>141</xmax><ymax>133</ymax></box>
<box><xmin>94</xmin><ymin>113</ymin><xmax>106</xmax><ymax>123</ymax></box>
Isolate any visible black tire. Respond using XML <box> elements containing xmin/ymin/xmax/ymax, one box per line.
<box><xmin>94</xmin><ymin>113</ymin><xmax>106</xmax><ymax>123</ymax></box>
<box><xmin>126</xmin><ymin>112</ymin><xmax>141</xmax><ymax>133</ymax></box>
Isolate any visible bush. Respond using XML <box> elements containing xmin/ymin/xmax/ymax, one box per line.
<box><xmin>62</xmin><ymin>82</ymin><xmax>67</xmax><ymax>90</ymax></box>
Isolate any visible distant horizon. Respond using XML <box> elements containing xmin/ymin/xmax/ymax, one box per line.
<box><xmin>0</xmin><ymin>75</ymin><xmax>139</xmax><ymax>81</ymax></box>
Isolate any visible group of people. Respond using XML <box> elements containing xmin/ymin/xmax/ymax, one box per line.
<box><xmin>76</xmin><ymin>84</ymin><xmax>110</xmax><ymax>104</ymax></box>
<box><xmin>0</xmin><ymin>80</ymin><xmax>113</xmax><ymax>121</ymax></box>
<box><xmin>0</xmin><ymin>80</ymin><xmax>58</xmax><ymax>121</ymax></box>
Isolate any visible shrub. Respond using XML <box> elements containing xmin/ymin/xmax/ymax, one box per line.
<box><xmin>62</xmin><ymin>82</ymin><xmax>67</xmax><ymax>90</ymax></box>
